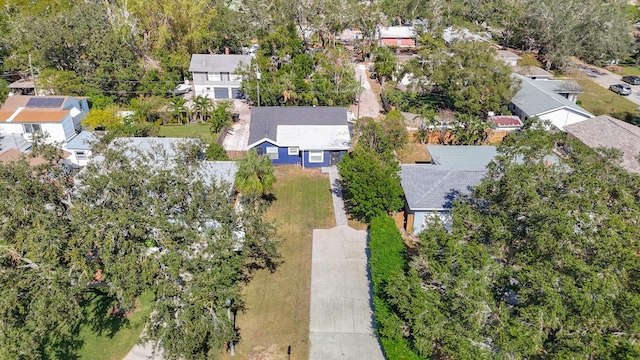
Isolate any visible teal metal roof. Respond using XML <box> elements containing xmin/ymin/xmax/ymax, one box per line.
<box><xmin>426</xmin><ymin>145</ymin><xmax>497</xmax><ymax>170</ymax></box>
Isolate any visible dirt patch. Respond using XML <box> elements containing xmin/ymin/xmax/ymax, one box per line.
<box><xmin>397</xmin><ymin>143</ymin><xmax>431</xmax><ymax>164</ymax></box>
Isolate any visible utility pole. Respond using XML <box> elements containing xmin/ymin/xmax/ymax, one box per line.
<box><xmin>29</xmin><ymin>54</ymin><xmax>37</xmax><ymax>96</ymax></box>
<box><xmin>357</xmin><ymin>75</ymin><xmax>362</xmax><ymax>119</ymax></box>
<box><xmin>256</xmin><ymin>69</ymin><xmax>261</xmax><ymax>107</ymax></box>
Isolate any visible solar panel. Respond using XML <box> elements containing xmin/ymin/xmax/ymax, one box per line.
<box><xmin>25</xmin><ymin>97</ymin><xmax>64</xmax><ymax>108</ymax></box>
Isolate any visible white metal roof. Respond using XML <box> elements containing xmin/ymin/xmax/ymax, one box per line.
<box><xmin>275</xmin><ymin>125</ymin><xmax>351</xmax><ymax>150</ymax></box>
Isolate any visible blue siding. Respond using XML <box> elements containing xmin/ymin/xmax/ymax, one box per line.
<box><xmin>254</xmin><ymin>141</ymin><xmax>301</xmax><ymax>165</ymax></box>
<box><xmin>252</xmin><ymin>142</ymin><xmax>346</xmax><ymax>168</ymax></box>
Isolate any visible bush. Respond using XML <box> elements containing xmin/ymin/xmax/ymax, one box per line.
<box><xmin>369</xmin><ymin>216</ymin><xmax>421</xmax><ymax>360</ymax></box>
<box><xmin>204</xmin><ymin>142</ymin><xmax>229</xmax><ymax>161</ymax></box>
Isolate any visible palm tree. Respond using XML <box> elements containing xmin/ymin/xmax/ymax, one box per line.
<box><xmin>234</xmin><ymin>149</ymin><xmax>276</xmax><ymax>200</ymax></box>
<box><xmin>416</xmin><ymin>106</ymin><xmax>438</xmax><ymax>144</ymax></box>
<box><xmin>167</xmin><ymin>96</ymin><xmax>188</xmax><ymax>124</ymax></box>
<box><xmin>192</xmin><ymin>95</ymin><xmax>213</xmax><ymax>123</ymax></box>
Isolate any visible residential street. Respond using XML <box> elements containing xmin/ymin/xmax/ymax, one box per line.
<box><xmin>574</xmin><ymin>62</ymin><xmax>640</xmax><ymax>107</ymax></box>
<box><xmin>350</xmin><ymin>63</ymin><xmax>381</xmax><ymax>119</ymax></box>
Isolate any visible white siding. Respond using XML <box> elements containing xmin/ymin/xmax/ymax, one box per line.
<box><xmin>540</xmin><ymin>109</ymin><xmax>591</xmax><ymax>131</ymax></box>
<box><xmin>0</xmin><ymin>123</ymin><xmax>24</xmax><ymax>134</ymax></box>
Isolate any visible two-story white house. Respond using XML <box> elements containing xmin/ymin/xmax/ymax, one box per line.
<box><xmin>188</xmin><ymin>54</ymin><xmax>252</xmax><ymax>100</ymax></box>
<box><xmin>0</xmin><ymin>95</ymin><xmax>88</xmax><ymax>143</ymax></box>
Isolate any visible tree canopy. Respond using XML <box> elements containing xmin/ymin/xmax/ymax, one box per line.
<box><xmin>0</xmin><ymin>140</ymin><xmax>280</xmax><ymax>359</ymax></box>
<box><xmin>382</xmin><ymin>126</ymin><xmax>640</xmax><ymax>358</ymax></box>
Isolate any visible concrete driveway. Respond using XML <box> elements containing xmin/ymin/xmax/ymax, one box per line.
<box><xmin>222</xmin><ymin>100</ymin><xmax>251</xmax><ymax>152</ymax></box>
<box><xmin>351</xmin><ymin>63</ymin><xmax>381</xmax><ymax>119</ymax></box>
<box><xmin>309</xmin><ymin>226</ymin><xmax>385</xmax><ymax>360</ymax></box>
<box><xmin>574</xmin><ymin>63</ymin><xmax>640</xmax><ymax>107</ymax></box>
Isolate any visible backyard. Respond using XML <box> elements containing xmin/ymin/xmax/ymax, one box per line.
<box><xmin>158</xmin><ymin>124</ymin><xmax>216</xmax><ymax>143</ymax></box>
<box><xmin>223</xmin><ymin>166</ymin><xmax>335</xmax><ymax>360</ymax></box>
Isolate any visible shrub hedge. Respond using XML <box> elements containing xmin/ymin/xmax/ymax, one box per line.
<box><xmin>369</xmin><ymin>216</ymin><xmax>421</xmax><ymax>360</ymax></box>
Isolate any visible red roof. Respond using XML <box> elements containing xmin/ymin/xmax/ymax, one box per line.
<box><xmin>491</xmin><ymin>116</ymin><xmax>522</xmax><ymax>127</ymax></box>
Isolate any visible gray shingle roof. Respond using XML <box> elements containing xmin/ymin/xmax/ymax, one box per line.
<box><xmin>427</xmin><ymin>146</ymin><xmax>497</xmax><ymax>170</ymax></box>
<box><xmin>400</xmin><ymin>165</ymin><xmax>486</xmax><ymax>210</ymax></box>
<box><xmin>188</xmin><ymin>54</ymin><xmax>253</xmax><ymax>73</ymax></box>
<box><xmin>511</xmin><ymin>74</ymin><xmax>591</xmax><ymax>118</ymax></box>
<box><xmin>64</xmin><ymin>131</ymin><xmax>97</xmax><ymax>150</ymax></box>
<box><xmin>247</xmin><ymin>106</ymin><xmax>348</xmax><ymax>146</ymax></box>
<box><xmin>565</xmin><ymin>115</ymin><xmax>640</xmax><ymax>174</ymax></box>
<box><xmin>110</xmin><ymin>137</ymin><xmax>238</xmax><ymax>188</ymax></box>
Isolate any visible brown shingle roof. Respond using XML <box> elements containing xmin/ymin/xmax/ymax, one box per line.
<box><xmin>0</xmin><ymin>148</ymin><xmax>71</xmax><ymax>166</ymax></box>
<box><xmin>565</xmin><ymin>115</ymin><xmax>640</xmax><ymax>174</ymax></box>
<box><xmin>11</xmin><ymin>110</ymin><xmax>69</xmax><ymax>123</ymax></box>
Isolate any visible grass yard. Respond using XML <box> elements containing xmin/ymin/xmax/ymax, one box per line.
<box><xmin>159</xmin><ymin>124</ymin><xmax>216</xmax><ymax>143</ymax></box>
<box><xmin>45</xmin><ymin>290</ymin><xmax>155</xmax><ymax>360</ymax></box>
<box><xmin>613</xmin><ymin>65</ymin><xmax>640</xmax><ymax>77</ymax></box>
<box><xmin>226</xmin><ymin>166</ymin><xmax>335</xmax><ymax>360</ymax></box>
<box><xmin>576</xmin><ymin>77</ymin><xmax>639</xmax><ymax>116</ymax></box>
<box><xmin>397</xmin><ymin>142</ymin><xmax>431</xmax><ymax>164</ymax></box>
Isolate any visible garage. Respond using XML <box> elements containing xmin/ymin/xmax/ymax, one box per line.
<box><xmin>214</xmin><ymin>87</ymin><xmax>229</xmax><ymax>99</ymax></box>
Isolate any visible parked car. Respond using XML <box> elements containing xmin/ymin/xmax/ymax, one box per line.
<box><xmin>167</xmin><ymin>83</ymin><xmax>192</xmax><ymax>97</ymax></box>
<box><xmin>622</xmin><ymin>75</ymin><xmax>640</xmax><ymax>85</ymax></box>
<box><xmin>609</xmin><ymin>83</ymin><xmax>632</xmax><ymax>96</ymax></box>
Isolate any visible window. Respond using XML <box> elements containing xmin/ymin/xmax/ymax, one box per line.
<box><xmin>230</xmin><ymin>74</ymin><xmax>243</xmax><ymax>82</ymax></box>
<box><xmin>308</xmin><ymin>150</ymin><xmax>324</xmax><ymax>163</ymax></box>
<box><xmin>266</xmin><ymin>147</ymin><xmax>278</xmax><ymax>160</ymax></box>
<box><xmin>288</xmin><ymin>147</ymin><xmax>299</xmax><ymax>156</ymax></box>
<box><xmin>75</xmin><ymin>151</ymin><xmax>87</xmax><ymax>160</ymax></box>
<box><xmin>207</xmin><ymin>72</ymin><xmax>221</xmax><ymax>81</ymax></box>
<box><xmin>23</xmin><ymin>124</ymin><xmax>42</xmax><ymax>134</ymax></box>
<box><xmin>221</xmin><ymin>72</ymin><xmax>230</xmax><ymax>81</ymax></box>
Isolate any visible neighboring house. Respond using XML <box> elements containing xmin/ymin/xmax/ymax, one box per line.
<box><xmin>63</xmin><ymin>131</ymin><xmax>97</xmax><ymax>167</ymax></box>
<box><xmin>442</xmin><ymin>26</ymin><xmax>491</xmax><ymax>44</ymax></box>
<box><xmin>565</xmin><ymin>115</ymin><xmax>640</xmax><ymax>174</ymax></box>
<box><xmin>8</xmin><ymin>78</ymin><xmax>36</xmax><ymax>95</ymax></box>
<box><xmin>509</xmin><ymin>74</ymin><xmax>592</xmax><ymax>131</ymax></box>
<box><xmin>401</xmin><ymin>146</ymin><xmax>496</xmax><ymax>233</ymax></box>
<box><xmin>247</xmin><ymin>107</ymin><xmax>351</xmax><ymax>168</ymax></box>
<box><xmin>513</xmin><ymin>66</ymin><xmax>554</xmax><ymax>80</ymax></box>
<box><xmin>377</xmin><ymin>26</ymin><xmax>416</xmax><ymax>47</ymax></box>
<box><xmin>102</xmin><ymin>137</ymin><xmax>239</xmax><ymax>193</ymax></box>
<box><xmin>401</xmin><ymin>164</ymin><xmax>487</xmax><ymax>233</ymax></box>
<box><xmin>427</xmin><ymin>145</ymin><xmax>497</xmax><ymax>169</ymax></box>
<box><xmin>0</xmin><ymin>95</ymin><xmax>88</xmax><ymax>143</ymax></box>
<box><xmin>489</xmin><ymin>115</ymin><xmax>523</xmax><ymax>132</ymax></box>
<box><xmin>189</xmin><ymin>54</ymin><xmax>253</xmax><ymax>100</ymax></box>
<box><xmin>496</xmin><ymin>50</ymin><xmax>521</xmax><ymax>66</ymax></box>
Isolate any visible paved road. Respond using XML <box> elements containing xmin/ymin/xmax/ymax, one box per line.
<box><xmin>309</xmin><ymin>226</ymin><xmax>385</xmax><ymax>360</ymax></box>
<box><xmin>351</xmin><ymin>63</ymin><xmax>381</xmax><ymax>119</ymax></box>
<box><xmin>575</xmin><ymin>63</ymin><xmax>640</xmax><ymax>107</ymax></box>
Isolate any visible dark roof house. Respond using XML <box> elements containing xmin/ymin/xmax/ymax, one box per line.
<box><xmin>565</xmin><ymin>115</ymin><xmax>640</xmax><ymax>174</ymax></box>
<box><xmin>247</xmin><ymin>107</ymin><xmax>351</xmax><ymax>168</ymax></box>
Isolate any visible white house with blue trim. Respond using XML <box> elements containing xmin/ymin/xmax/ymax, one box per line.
<box><xmin>63</xmin><ymin>131</ymin><xmax>97</xmax><ymax>167</ymax></box>
<box><xmin>247</xmin><ymin>107</ymin><xmax>352</xmax><ymax>168</ymax></box>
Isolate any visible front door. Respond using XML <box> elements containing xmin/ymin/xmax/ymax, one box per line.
<box><xmin>329</xmin><ymin>151</ymin><xmax>342</xmax><ymax>165</ymax></box>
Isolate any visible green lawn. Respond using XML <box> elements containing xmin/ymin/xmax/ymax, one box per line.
<box><xmin>159</xmin><ymin>124</ymin><xmax>216</xmax><ymax>143</ymax></box>
<box><xmin>613</xmin><ymin>65</ymin><xmax>640</xmax><ymax>77</ymax></box>
<box><xmin>74</xmin><ymin>291</ymin><xmax>155</xmax><ymax>360</ymax></box>
<box><xmin>224</xmin><ymin>166</ymin><xmax>335</xmax><ymax>360</ymax></box>
<box><xmin>577</xmin><ymin>77</ymin><xmax>639</xmax><ymax>117</ymax></box>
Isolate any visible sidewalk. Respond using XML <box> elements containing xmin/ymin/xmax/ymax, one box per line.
<box><xmin>321</xmin><ymin>166</ymin><xmax>348</xmax><ymax>227</ymax></box>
